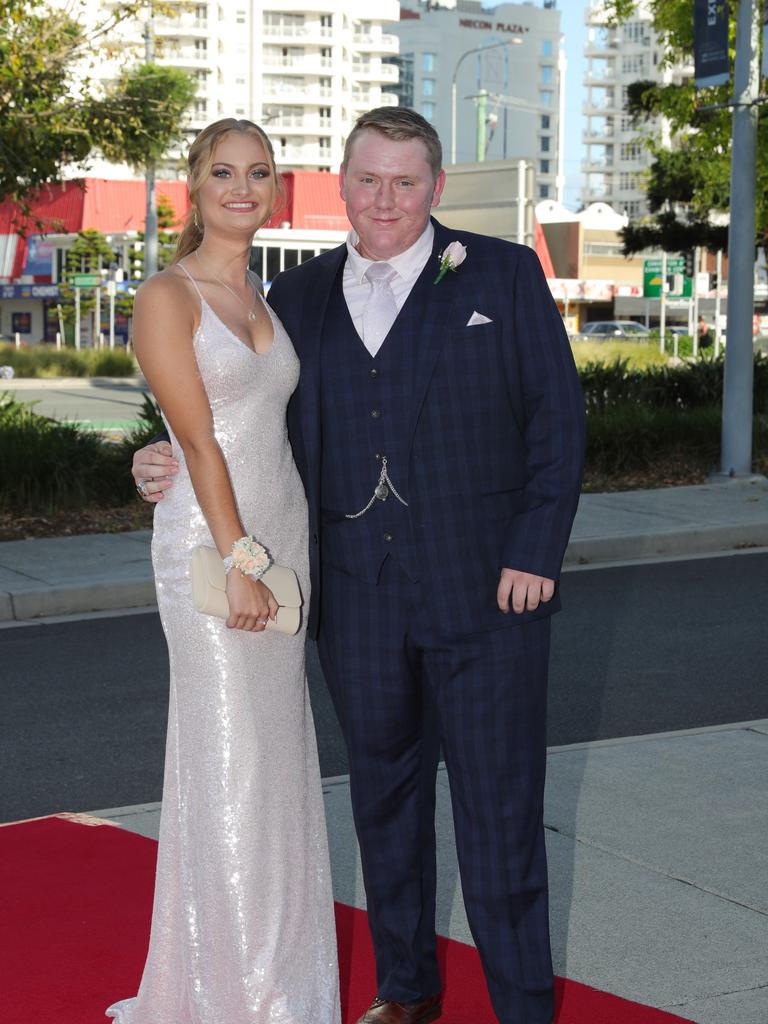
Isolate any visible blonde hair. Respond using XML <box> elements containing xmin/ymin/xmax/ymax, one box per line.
<box><xmin>343</xmin><ymin>107</ymin><xmax>443</xmax><ymax>179</ymax></box>
<box><xmin>173</xmin><ymin>118</ymin><xmax>284</xmax><ymax>263</ymax></box>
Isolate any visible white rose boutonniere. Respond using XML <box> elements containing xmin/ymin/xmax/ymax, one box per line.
<box><xmin>434</xmin><ymin>240</ymin><xmax>468</xmax><ymax>285</ymax></box>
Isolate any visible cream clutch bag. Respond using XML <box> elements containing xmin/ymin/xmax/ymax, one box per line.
<box><xmin>190</xmin><ymin>546</ymin><xmax>302</xmax><ymax>635</ymax></box>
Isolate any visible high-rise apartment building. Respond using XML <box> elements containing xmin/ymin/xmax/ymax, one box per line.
<box><xmin>75</xmin><ymin>0</ymin><xmax>401</xmax><ymax>173</ymax></box>
<box><xmin>581</xmin><ymin>0</ymin><xmax>691</xmax><ymax>218</ymax></box>
<box><xmin>387</xmin><ymin>0</ymin><xmax>565</xmax><ymax>201</ymax></box>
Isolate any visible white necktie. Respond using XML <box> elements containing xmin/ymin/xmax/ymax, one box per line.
<box><xmin>362</xmin><ymin>262</ymin><xmax>398</xmax><ymax>357</ymax></box>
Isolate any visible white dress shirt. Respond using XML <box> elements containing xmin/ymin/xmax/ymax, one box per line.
<box><xmin>343</xmin><ymin>222</ymin><xmax>435</xmax><ymax>355</ymax></box>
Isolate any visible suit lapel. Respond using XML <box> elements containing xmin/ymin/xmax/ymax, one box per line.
<box><xmin>407</xmin><ymin>218</ymin><xmax>461</xmax><ymax>440</ymax></box>
<box><xmin>297</xmin><ymin>245</ymin><xmax>347</xmax><ymax>486</ymax></box>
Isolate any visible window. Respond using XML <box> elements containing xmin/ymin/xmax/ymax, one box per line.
<box><xmin>621</xmin><ymin>142</ymin><xmax>642</xmax><ymax>161</ymax></box>
<box><xmin>540</xmin><ymin>114</ymin><xmax>550</xmax><ymax>130</ymax></box>
<box><xmin>540</xmin><ymin>159</ymin><xmax>550</xmax><ymax>174</ymax></box>
<box><xmin>423</xmin><ymin>78</ymin><xmax>434</xmax><ymax>96</ymax></box>
<box><xmin>422</xmin><ymin>101</ymin><xmax>435</xmax><ymax>120</ymax></box>
<box><xmin>542</xmin><ymin>39</ymin><xmax>553</xmax><ymax>57</ymax></box>
<box><xmin>538</xmin><ymin>90</ymin><xmax>553</xmax><ymax>107</ymax></box>
<box><xmin>236</xmin><ymin>9</ymin><xmax>246</xmax><ymax>24</ymax></box>
<box><xmin>423</xmin><ymin>52</ymin><xmax>435</xmax><ymax>73</ymax></box>
<box><xmin>538</xmin><ymin>184</ymin><xmax>550</xmax><ymax>199</ymax></box>
<box><xmin>540</xmin><ymin>136</ymin><xmax>550</xmax><ymax>152</ymax></box>
<box><xmin>541</xmin><ymin>65</ymin><xmax>553</xmax><ymax>84</ymax></box>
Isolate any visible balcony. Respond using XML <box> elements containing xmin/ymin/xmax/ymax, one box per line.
<box><xmin>157</xmin><ymin>48</ymin><xmax>209</xmax><ymax>69</ymax></box>
<box><xmin>155</xmin><ymin>14</ymin><xmax>209</xmax><ymax>38</ymax></box>
<box><xmin>379</xmin><ymin>91</ymin><xmax>399</xmax><ymax>107</ymax></box>
<box><xmin>263</xmin><ymin>22</ymin><xmax>333</xmax><ymax>43</ymax></box>
<box><xmin>582</xmin><ymin>96</ymin><xmax>619</xmax><ymax>115</ymax></box>
<box><xmin>585</xmin><ymin>66</ymin><xmax>616</xmax><ymax>84</ymax></box>
<box><xmin>379</xmin><ymin>63</ymin><xmax>399</xmax><ymax>82</ymax></box>
<box><xmin>581</xmin><ymin>157</ymin><xmax>614</xmax><ymax>172</ymax></box>
<box><xmin>583</xmin><ymin>124</ymin><xmax>616</xmax><ymax>140</ymax></box>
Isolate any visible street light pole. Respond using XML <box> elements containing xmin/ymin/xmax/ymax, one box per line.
<box><xmin>720</xmin><ymin>0</ymin><xmax>761</xmax><ymax>476</ymax></box>
<box><xmin>144</xmin><ymin>15</ymin><xmax>159</xmax><ymax>280</ymax></box>
<box><xmin>450</xmin><ymin>39</ymin><xmax>521</xmax><ymax>165</ymax></box>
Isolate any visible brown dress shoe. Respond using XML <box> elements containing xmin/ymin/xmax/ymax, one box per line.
<box><xmin>356</xmin><ymin>993</ymin><xmax>442</xmax><ymax>1024</ymax></box>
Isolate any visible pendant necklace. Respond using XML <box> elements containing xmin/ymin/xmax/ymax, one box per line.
<box><xmin>194</xmin><ymin>250</ymin><xmax>259</xmax><ymax>321</ymax></box>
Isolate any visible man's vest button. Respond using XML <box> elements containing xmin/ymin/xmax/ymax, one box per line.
<box><xmin>371</xmin><ymin>408</ymin><xmax>381</xmax><ymax>418</ymax></box>
<box><xmin>370</xmin><ymin>368</ymin><xmax>379</xmax><ymax>378</ymax></box>
<box><xmin>383</xmin><ymin>533</ymin><xmax>393</xmax><ymax>542</ymax></box>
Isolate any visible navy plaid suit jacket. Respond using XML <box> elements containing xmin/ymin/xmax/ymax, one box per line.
<box><xmin>267</xmin><ymin>217</ymin><xmax>586</xmax><ymax>638</ymax></box>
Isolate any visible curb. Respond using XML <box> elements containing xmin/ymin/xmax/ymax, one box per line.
<box><xmin>2</xmin><ymin>524</ymin><xmax>767</xmax><ymax>623</ymax></box>
<box><xmin>1</xmin><ymin>377</ymin><xmax>146</xmax><ymax>389</ymax></box>
<box><xmin>563</xmin><ymin>522</ymin><xmax>768</xmax><ymax>566</ymax></box>
<box><xmin>0</xmin><ymin>579</ymin><xmax>157</xmax><ymax>622</ymax></box>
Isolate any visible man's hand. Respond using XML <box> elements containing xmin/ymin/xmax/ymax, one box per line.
<box><xmin>497</xmin><ymin>568</ymin><xmax>556</xmax><ymax>614</ymax></box>
<box><xmin>132</xmin><ymin>441</ymin><xmax>179</xmax><ymax>503</ymax></box>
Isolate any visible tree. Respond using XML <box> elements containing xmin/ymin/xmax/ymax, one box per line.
<box><xmin>0</xmin><ymin>2</ymin><xmax>193</xmax><ymax>214</ymax></box>
<box><xmin>130</xmin><ymin>192</ymin><xmax>183</xmax><ymax>280</ymax></box>
<box><xmin>601</xmin><ymin>0</ymin><xmax>768</xmax><ymax>255</ymax></box>
<box><xmin>88</xmin><ymin>63</ymin><xmax>197</xmax><ymax>171</ymax></box>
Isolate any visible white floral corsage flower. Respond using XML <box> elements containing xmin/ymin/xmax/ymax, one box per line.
<box><xmin>224</xmin><ymin>536</ymin><xmax>272</xmax><ymax>581</ymax></box>
<box><xmin>434</xmin><ymin>240</ymin><xmax>467</xmax><ymax>284</ymax></box>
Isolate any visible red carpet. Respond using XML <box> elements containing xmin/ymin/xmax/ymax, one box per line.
<box><xmin>1</xmin><ymin>816</ymin><xmax>694</xmax><ymax>1024</ymax></box>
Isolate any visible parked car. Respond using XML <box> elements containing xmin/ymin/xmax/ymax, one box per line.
<box><xmin>575</xmin><ymin>320</ymin><xmax>651</xmax><ymax>341</ymax></box>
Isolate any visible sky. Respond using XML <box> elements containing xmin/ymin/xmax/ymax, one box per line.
<box><xmin>559</xmin><ymin>1</ymin><xmax>588</xmax><ymax>209</ymax></box>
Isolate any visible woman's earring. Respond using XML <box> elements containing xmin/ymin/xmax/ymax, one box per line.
<box><xmin>193</xmin><ymin>209</ymin><xmax>200</xmax><ymax>229</ymax></box>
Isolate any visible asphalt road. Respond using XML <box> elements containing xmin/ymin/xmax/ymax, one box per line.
<box><xmin>2</xmin><ymin>552</ymin><xmax>766</xmax><ymax>823</ymax></box>
<box><xmin>4</xmin><ymin>380</ymin><xmax>149</xmax><ymax>431</ymax></box>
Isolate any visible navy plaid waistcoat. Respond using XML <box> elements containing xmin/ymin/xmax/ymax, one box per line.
<box><xmin>319</xmin><ymin>270</ymin><xmax>419</xmax><ymax>583</ymax></box>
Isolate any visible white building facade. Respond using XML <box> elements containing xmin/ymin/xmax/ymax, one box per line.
<box><xmin>71</xmin><ymin>0</ymin><xmax>401</xmax><ymax>173</ymax></box>
<box><xmin>581</xmin><ymin>0</ymin><xmax>692</xmax><ymax>219</ymax></box>
<box><xmin>386</xmin><ymin>0</ymin><xmax>564</xmax><ymax>201</ymax></box>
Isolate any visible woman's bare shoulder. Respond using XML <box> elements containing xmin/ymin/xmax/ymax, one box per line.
<box><xmin>135</xmin><ymin>265</ymin><xmax>197</xmax><ymax>314</ymax></box>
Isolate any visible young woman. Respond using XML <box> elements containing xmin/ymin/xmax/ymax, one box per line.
<box><xmin>106</xmin><ymin>119</ymin><xmax>339</xmax><ymax>1024</ymax></box>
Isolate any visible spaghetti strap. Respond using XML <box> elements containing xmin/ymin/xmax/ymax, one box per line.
<box><xmin>178</xmin><ymin>260</ymin><xmax>206</xmax><ymax>303</ymax></box>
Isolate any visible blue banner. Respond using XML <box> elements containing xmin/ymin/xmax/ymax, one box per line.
<box><xmin>694</xmin><ymin>0</ymin><xmax>730</xmax><ymax>89</ymax></box>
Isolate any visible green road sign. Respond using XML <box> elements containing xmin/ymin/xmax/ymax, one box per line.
<box><xmin>71</xmin><ymin>273</ymin><xmax>101</xmax><ymax>287</ymax></box>
<box><xmin>643</xmin><ymin>258</ymin><xmax>692</xmax><ymax>298</ymax></box>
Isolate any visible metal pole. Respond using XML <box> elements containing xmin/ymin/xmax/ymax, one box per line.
<box><xmin>94</xmin><ymin>285</ymin><xmax>101</xmax><ymax>349</ymax></box>
<box><xmin>109</xmin><ymin>287</ymin><xmax>116</xmax><ymax>350</ymax></box>
<box><xmin>517</xmin><ymin>159</ymin><xmax>527</xmax><ymax>245</ymax></box>
<box><xmin>144</xmin><ymin>17</ymin><xmax>159</xmax><ymax>279</ymax></box>
<box><xmin>659</xmin><ymin>251</ymin><xmax>667</xmax><ymax>355</ymax></box>
<box><xmin>692</xmin><ymin>247</ymin><xmax>700</xmax><ymax>357</ymax></box>
<box><xmin>721</xmin><ymin>0</ymin><xmax>761</xmax><ymax>476</ymax></box>
<box><xmin>715</xmin><ymin>249</ymin><xmax>723</xmax><ymax>356</ymax></box>
<box><xmin>75</xmin><ymin>288</ymin><xmax>81</xmax><ymax>350</ymax></box>
<box><xmin>476</xmin><ymin>89</ymin><xmax>487</xmax><ymax>162</ymax></box>
<box><xmin>450</xmin><ymin>40</ymin><xmax>515</xmax><ymax>165</ymax></box>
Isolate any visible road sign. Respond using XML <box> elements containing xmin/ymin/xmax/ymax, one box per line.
<box><xmin>643</xmin><ymin>257</ymin><xmax>691</xmax><ymax>298</ymax></box>
<box><xmin>71</xmin><ymin>273</ymin><xmax>101</xmax><ymax>288</ymax></box>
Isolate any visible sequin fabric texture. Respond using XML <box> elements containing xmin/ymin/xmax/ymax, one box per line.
<box><xmin>106</xmin><ymin>285</ymin><xmax>340</xmax><ymax>1024</ymax></box>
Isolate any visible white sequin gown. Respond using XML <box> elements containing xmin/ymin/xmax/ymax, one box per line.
<box><xmin>106</xmin><ymin>277</ymin><xmax>340</xmax><ymax>1024</ymax></box>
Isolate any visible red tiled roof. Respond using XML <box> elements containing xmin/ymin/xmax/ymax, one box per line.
<box><xmin>265</xmin><ymin>170</ymin><xmax>349</xmax><ymax>232</ymax></box>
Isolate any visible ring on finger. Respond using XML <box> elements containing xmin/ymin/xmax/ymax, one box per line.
<box><xmin>258</xmin><ymin>619</ymin><xmax>268</xmax><ymax>626</ymax></box>
<box><xmin>136</xmin><ymin>478</ymin><xmax>149</xmax><ymax>498</ymax></box>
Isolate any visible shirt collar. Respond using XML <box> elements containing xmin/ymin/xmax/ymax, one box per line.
<box><xmin>345</xmin><ymin>221</ymin><xmax>435</xmax><ymax>284</ymax></box>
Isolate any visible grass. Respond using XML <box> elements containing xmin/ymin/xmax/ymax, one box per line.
<box><xmin>0</xmin><ymin>343</ymin><xmax>138</xmax><ymax>378</ymax></box>
<box><xmin>570</xmin><ymin>340</ymin><xmax>668</xmax><ymax>370</ymax></box>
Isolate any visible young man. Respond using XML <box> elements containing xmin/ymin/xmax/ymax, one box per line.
<box><xmin>134</xmin><ymin>108</ymin><xmax>585</xmax><ymax>1024</ymax></box>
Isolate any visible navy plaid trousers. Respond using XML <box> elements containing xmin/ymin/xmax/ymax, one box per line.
<box><xmin>318</xmin><ymin>557</ymin><xmax>554</xmax><ymax>1024</ymax></box>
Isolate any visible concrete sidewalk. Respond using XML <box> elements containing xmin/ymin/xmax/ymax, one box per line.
<box><xmin>91</xmin><ymin>718</ymin><xmax>768</xmax><ymax>1024</ymax></box>
<box><xmin>1</xmin><ymin>476</ymin><xmax>767</xmax><ymax>622</ymax></box>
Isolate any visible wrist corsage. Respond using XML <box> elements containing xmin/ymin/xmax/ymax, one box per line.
<box><xmin>223</xmin><ymin>536</ymin><xmax>272</xmax><ymax>582</ymax></box>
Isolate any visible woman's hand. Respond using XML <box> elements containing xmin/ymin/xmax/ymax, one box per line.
<box><xmin>225</xmin><ymin>572</ymin><xmax>278</xmax><ymax>632</ymax></box>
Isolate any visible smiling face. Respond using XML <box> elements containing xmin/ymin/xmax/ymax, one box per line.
<box><xmin>195</xmin><ymin>131</ymin><xmax>276</xmax><ymax>238</ymax></box>
<box><xmin>339</xmin><ymin>130</ymin><xmax>446</xmax><ymax>261</ymax></box>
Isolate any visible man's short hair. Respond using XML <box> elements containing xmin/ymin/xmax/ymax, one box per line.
<box><xmin>343</xmin><ymin>107</ymin><xmax>443</xmax><ymax>179</ymax></box>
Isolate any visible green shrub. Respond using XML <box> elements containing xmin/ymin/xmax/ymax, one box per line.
<box><xmin>0</xmin><ymin>393</ymin><xmax>135</xmax><ymax>511</ymax></box>
<box><xmin>120</xmin><ymin>394</ymin><xmax>166</xmax><ymax>452</ymax></box>
<box><xmin>0</xmin><ymin>343</ymin><xmax>137</xmax><ymax>378</ymax></box>
<box><xmin>578</xmin><ymin>352</ymin><xmax>768</xmax><ymax>414</ymax></box>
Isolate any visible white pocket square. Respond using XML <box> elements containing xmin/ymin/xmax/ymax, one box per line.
<box><xmin>466</xmin><ymin>311</ymin><xmax>493</xmax><ymax>326</ymax></box>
